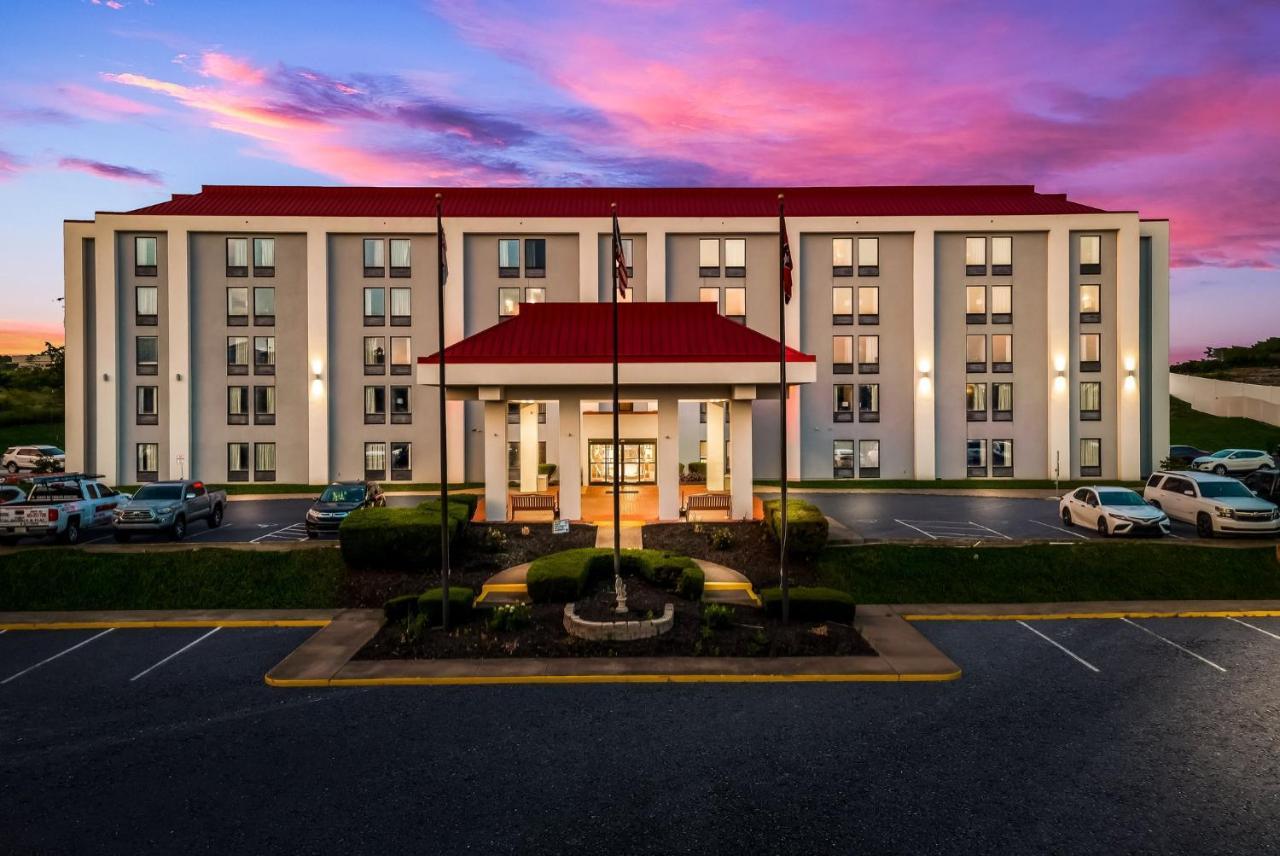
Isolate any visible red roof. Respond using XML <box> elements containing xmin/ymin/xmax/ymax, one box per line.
<box><xmin>126</xmin><ymin>184</ymin><xmax>1105</xmax><ymax>218</ymax></box>
<box><xmin>420</xmin><ymin>302</ymin><xmax>815</xmax><ymax>365</ymax></box>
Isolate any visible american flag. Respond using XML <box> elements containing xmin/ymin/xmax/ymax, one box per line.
<box><xmin>437</xmin><ymin>205</ymin><xmax>448</xmax><ymax>286</ymax></box>
<box><xmin>780</xmin><ymin>204</ymin><xmax>793</xmax><ymax>304</ymax></box>
<box><xmin>612</xmin><ymin>210</ymin><xmax>629</xmax><ymax>298</ymax></box>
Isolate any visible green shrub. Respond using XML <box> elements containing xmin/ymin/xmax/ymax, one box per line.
<box><xmin>487</xmin><ymin>603</ymin><xmax>533</xmax><ymax>632</ymax></box>
<box><xmin>676</xmin><ymin>565</ymin><xmax>705</xmax><ymax>600</ymax></box>
<box><xmin>341</xmin><ymin>500</ymin><xmax>473</xmax><ymax>571</ymax></box>
<box><xmin>702</xmin><ymin>603</ymin><xmax>735</xmax><ymax>630</ymax></box>
<box><xmin>526</xmin><ymin>548</ymin><xmax>702</xmax><ymax>603</ymax></box>
<box><xmin>384</xmin><ymin>594</ymin><xmax>420</xmax><ymax>622</ymax></box>
<box><xmin>761</xmin><ymin>586</ymin><xmax>856</xmax><ymax>623</ymax></box>
<box><xmin>538</xmin><ymin>463</ymin><xmax>557</xmax><ymax>478</ymax></box>
<box><xmin>417</xmin><ymin>494</ymin><xmax>477</xmax><ymax>525</ymax></box>
<box><xmin>474</xmin><ymin>526</ymin><xmax>509</xmax><ymax>554</ymax></box>
<box><xmin>708</xmin><ymin>527</ymin><xmax>735</xmax><ymax>550</ymax></box>
<box><xmin>418</xmin><ymin>586</ymin><xmax>476</xmax><ymax>625</ymax></box>
<box><xmin>762</xmin><ymin>499</ymin><xmax>829</xmax><ymax>558</ymax></box>
<box><xmin>686</xmin><ymin>461</ymin><xmax>707</xmax><ymax>480</ymax></box>
<box><xmin>527</xmin><ymin>548</ymin><xmax>604</xmax><ymax>602</ymax></box>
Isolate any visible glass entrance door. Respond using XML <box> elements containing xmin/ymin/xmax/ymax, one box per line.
<box><xmin>588</xmin><ymin>440</ymin><xmax>656</xmax><ymax>484</ymax></box>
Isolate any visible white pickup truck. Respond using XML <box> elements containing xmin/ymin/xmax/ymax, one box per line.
<box><xmin>0</xmin><ymin>473</ymin><xmax>131</xmax><ymax>545</ymax></box>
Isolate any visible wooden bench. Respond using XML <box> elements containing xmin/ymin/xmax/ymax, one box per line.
<box><xmin>509</xmin><ymin>492</ymin><xmax>559</xmax><ymax>520</ymax></box>
<box><xmin>680</xmin><ymin>492</ymin><xmax>731</xmax><ymax>520</ymax></box>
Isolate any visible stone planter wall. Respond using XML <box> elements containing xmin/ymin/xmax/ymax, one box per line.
<box><xmin>563</xmin><ymin>603</ymin><xmax>675</xmax><ymax>641</ymax></box>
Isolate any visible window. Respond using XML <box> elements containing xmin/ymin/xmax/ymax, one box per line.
<box><xmin>136</xmin><ymin>385</ymin><xmax>158</xmax><ymax>425</ymax></box>
<box><xmin>135</xmin><ymin>236</ymin><xmax>157</xmax><ymax>276</ymax></box>
<box><xmin>1080</xmin><ymin>333</ymin><xmax>1101</xmax><ymax>372</ymax></box>
<box><xmin>991</xmin><ymin>285</ymin><xmax>1012</xmax><ymax>323</ymax></box>
<box><xmin>1080</xmin><ymin>437</ymin><xmax>1102</xmax><ymax>476</ymax></box>
<box><xmin>1080</xmin><ymin>381</ymin><xmax>1102</xmax><ymax>420</ymax></box>
<box><xmin>991</xmin><ymin>439</ymin><xmax>1014</xmax><ymax>475</ymax></box>
<box><xmin>966</xmin><ymin>382</ymin><xmax>987</xmax><ymax>421</ymax></box>
<box><xmin>253</xmin><ymin>287</ymin><xmax>275</xmax><ymax>325</ymax></box>
<box><xmin>389</xmin><ymin>238</ymin><xmax>411</xmax><ymax>277</ymax></box>
<box><xmin>390</xmin><ymin>442</ymin><xmax>412</xmax><ymax>480</ymax></box>
<box><xmin>364</xmin><ymin>238</ymin><xmax>385</xmax><ymax>276</ymax></box>
<box><xmin>966</xmin><ymin>286</ymin><xmax>987</xmax><ymax>323</ymax></box>
<box><xmin>858</xmin><ymin>383</ymin><xmax>880</xmax><ymax>422</ymax></box>
<box><xmin>227</xmin><ymin>443</ymin><xmax>249</xmax><ymax>481</ymax></box>
<box><xmin>136</xmin><ymin>336</ymin><xmax>158</xmax><ymax>375</ymax></box>
<box><xmin>857</xmin><ymin>286</ymin><xmax>879</xmax><ymax>324</ymax></box>
<box><xmin>226</xmin><ymin>287</ymin><xmax>248</xmax><ymax>326</ymax></box>
<box><xmin>857</xmin><ymin>335</ymin><xmax>879</xmax><ymax>373</ymax></box>
<box><xmin>253</xmin><ymin>337</ymin><xmax>275</xmax><ymax>375</ymax></box>
<box><xmin>136</xmin><ymin>286</ymin><xmax>158</xmax><ymax>326</ymax></box>
<box><xmin>724</xmin><ymin>287</ymin><xmax>746</xmax><ymax>323</ymax></box>
<box><xmin>967</xmin><ymin>438</ymin><xmax>988</xmax><ymax>476</ymax></box>
<box><xmin>136</xmin><ymin>443</ymin><xmax>159</xmax><ymax>482</ymax></box>
<box><xmin>364</xmin><ymin>442</ymin><xmax>387</xmax><ymax>479</ymax></box>
<box><xmin>832</xmin><ymin>238</ymin><xmax>853</xmax><ymax>276</ymax></box>
<box><xmin>499</xmin><ymin>286</ymin><xmax>521</xmax><ymax>318</ymax></box>
<box><xmin>390</xmin><ymin>337</ymin><xmax>411</xmax><ymax>375</ymax></box>
<box><xmin>965</xmin><ymin>236</ymin><xmax>987</xmax><ymax>275</ymax></box>
<box><xmin>508</xmin><ymin>440</ymin><xmax>549</xmax><ymax>481</ymax></box>
<box><xmin>857</xmin><ymin>237</ymin><xmax>879</xmax><ymax>276</ymax></box>
<box><xmin>724</xmin><ymin>238</ymin><xmax>746</xmax><ymax>277</ymax></box>
<box><xmin>364</xmin><ymin>386</ymin><xmax>387</xmax><ymax>424</ymax></box>
<box><xmin>992</xmin><ymin>382</ymin><xmax>1013</xmax><ymax>421</ymax></box>
<box><xmin>227</xmin><ymin>386</ymin><xmax>248</xmax><ymax>425</ymax></box>
<box><xmin>507</xmin><ymin>402</ymin><xmax>548</xmax><ymax>424</ymax></box>
<box><xmin>832</xmin><ymin>335</ymin><xmax>854</xmax><ymax>374</ymax></box>
<box><xmin>991</xmin><ymin>236</ymin><xmax>1013</xmax><ymax>275</ymax></box>
<box><xmin>859</xmin><ymin>439</ymin><xmax>880</xmax><ymax>477</ymax></box>
<box><xmin>833</xmin><ymin>440</ymin><xmax>855</xmax><ymax>478</ymax></box>
<box><xmin>253</xmin><ymin>385</ymin><xmax>276</xmax><ymax>425</ymax></box>
<box><xmin>833</xmin><ymin>384</ymin><xmax>855</xmax><ymax>422</ymax></box>
<box><xmin>832</xmin><ymin>287</ymin><xmax>854</xmax><ymax>324</ymax></box>
<box><xmin>620</xmin><ymin>238</ymin><xmax>634</xmax><ymax>277</ymax></box>
<box><xmin>966</xmin><ymin>334</ymin><xmax>986</xmax><ymax>372</ymax></box>
<box><xmin>1079</xmin><ymin>235</ymin><xmax>1101</xmax><ymax>275</ymax></box>
<box><xmin>524</xmin><ymin>286</ymin><xmax>545</xmax><ymax>304</ymax></box>
<box><xmin>992</xmin><ymin>334</ymin><xmax>1012</xmax><ymax>371</ymax></box>
<box><xmin>1080</xmin><ymin>284</ymin><xmax>1101</xmax><ymax>323</ymax></box>
<box><xmin>364</xmin><ymin>287</ymin><xmax>385</xmax><ymax>325</ymax></box>
<box><xmin>498</xmin><ymin>239</ymin><xmax>520</xmax><ymax>277</ymax></box>
<box><xmin>390</xmin><ymin>287</ymin><xmax>411</xmax><ymax>325</ymax></box>
<box><xmin>391</xmin><ymin>386</ymin><xmax>411</xmax><ymax>424</ymax></box>
<box><xmin>227</xmin><ymin>336</ymin><xmax>249</xmax><ymax>375</ymax></box>
<box><xmin>699</xmin><ymin>287</ymin><xmax>719</xmax><ymax>310</ymax></box>
<box><xmin>253</xmin><ymin>238</ymin><xmax>275</xmax><ymax>276</ymax></box>
<box><xmin>364</xmin><ymin>337</ymin><xmax>386</xmax><ymax>374</ymax></box>
<box><xmin>254</xmin><ymin>442</ymin><xmax>276</xmax><ymax>481</ymax></box>
<box><xmin>524</xmin><ymin>238</ymin><xmax>546</xmax><ymax>277</ymax></box>
<box><xmin>226</xmin><ymin>238</ymin><xmax>248</xmax><ymax>277</ymax></box>
<box><xmin>698</xmin><ymin>238</ymin><xmax>720</xmax><ymax>276</ymax></box>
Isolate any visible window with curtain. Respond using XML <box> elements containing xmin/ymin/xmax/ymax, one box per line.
<box><xmin>965</xmin><ymin>236</ymin><xmax>986</xmax><ymax>271</ymax></box>
<box><xmin>365</xmin><ymin>385</ymin><xmax>386</xmax><ymax>417</ymax></box>
<box><xmin>724</xmin><ymin>287</ymin><xmax>745</xmax><ymax>320</ymax></box>
<box><xmin>227</xmin><ymin>287</ymin><xmax>248</xmax><ymax>319</ymax></box>
<box><xmin>227</xmin><ymin>443</ymin><xmax>249</xmax><ymax>474</ymax></box>
<box><xmin>833</xmin><ymin>384</ymin><xmax>854</xmax><ymax>415</ymax></box>
<box><xmin>993</xmin><ymin>382</ymin><xmax>1013</xmax><ymax>414</ymax></box>
<box><xmin>1080</xmin><ymin>381</ymin><xmax>1102</xmax><ymax>416</ymax></box>
<box><xmin>857</xmin><ymin>286</ymin><xmax>878</xmax><ymax>318</ymax></box>
<box><xmin>253</xmin><ymin>238</ymin><xmax>275</xmax><ymax>270</ymax></box>
<box><xmin>391</xmin><ymin>337</ymin><xmax>410</xmax><ymax>370</ymax></box>
<box><xmin>254</xmin><ymin>287</ymin><xmax>275</xmax><ymax>317</ymax></box>
<box><xmin>365</xmin><ymin>442</ymin><xmax>387</xmax><ymax>474</ymax></box>
<box><xmin>724</xmin><ymin>238</ymin><xmax>746</xmax><ymax>275</ymax></box>
<box><xmin>390</xmin><ymin>287</ymin><xmax>411</xmax><ymax>320</ymax></box>
<box><xmin>1080</xmin><ymin>284</ymin><xmax>1101</xmax><ymax>321</ymax></box>
<box><xmin>136</xmin><ymin>336</ymin><xmax>158</xmax><ymax>371</ymax></box>
<box><xmin>137</xmin><ymin>443</ymin><xmax>159</xmax><ymax>476</ymax></box>
<box><xmin>832</xmin><ymin>335</ymin><xmax>854</xmax><ymax>369</ymax></box>
<box><xmin>967</xmin><ymin>439</ymin><xmax>987</xmax><ymax>468</ymax></box>
<box><xmin>858</xmin><ymin>439</ymin><xmax>880</xmax><ymax>473</ymax></box>
<box><xmin>991</xmin><ymin>236</ymin><xmax>1013</xmax><ymax>273</ymax></box>
<box><xmin>254</xmin><ymin>385</ymin><xmax>276</xmax><ymax>416</ymax></box>
<box><xmin>135</xmin><ymin>236</ymin><xmax>158</xmax><ymax>272</ymax></box>
<box><xmin>524</xmin><ymin>238</ymin><xmax>546</xmax><ymax>275</ymax></box>
<box><xmin>857</xmin><ymin>237</ymin><xmax>879</xmax><ymax>273</ymax></box>
<box><xmin>227</xmin><ymin>336</ymin><xmax>249</xmax><ymax>367</ymax></box>
<box><xmin>364</xmin><ymin>238</ymin><xmax>385</xmax><ymax>272</ymax></box>
<box><xmin>1079</xmin><ymin>235</ymin><xmax>1101</xmax><ymax>273</ymax></box>
<box><xmin>833</xmin><ymin>440</ymin><xmax>855</xmax><ymax>477</ymax></box>
<box><xmin>833</xmin><ymin>238</ymin><xmax>853</xmax><ymax>274</ymax></box>
<box><xmin>226</xmin><ymin>238</ymin><xmax>248</xmax><ymax>272</ymax></box>
<box><xmin>620</xmin><ymin>238</ymin><xmax>634</xmax><ymax>273</ymax></box>
<box><xmin>966</xmin><ymin>286</ymin><xmax>987</xmax><ymax>315</ymax></box>
<box><xmin>136</xmin><ymin>286</ymin><xmax>158</xmax><ymax>319</ymax></box>
<box><xmin>524</xmin><ymin>286</ymin><xmax>545</xmax><ymax>304</ymax></box>
<box><xmin>253</xmin><ymin>337</ymin><xmax>275</xmax><ymax>366</ymax></box>
<box><xmin>254</xmin><ymin>442</ymin><xmax>276</xmax><ymax>474</ymax></box>
<box><xmin>364</xmin><ymin>337</ymin><xmax>386</xmax><ymax>367</ymax></box>
<box><xmin>136</xmin><ymin>386</ymin><xmax>157</xmax><ymax>416</ymax></box>
<box><xmin>992</xmin><ymin>439</ymin><xmax>1014</xmax><ymax>469</ymax></box>
<box><xmin>499</xmin><ymin>287</ymin><xmax>521</xmax><ymax>317</ymax></box>
<box><xmin>1080</xmin><ymin>438</ymin><xmax>1101</xmax><ymax>468</ymax></box>
<box><xmin>833</xmin><ymin>286</ymin><xmax>853</xmax><ymax>321</ymax></box>
<box><xmin>1080</xmin><ymin>333</ymin><xmax>1101</xmax><ymax>365</ymax></box>
<box><xmin>858</xmin><ymin>384</ymin><xmax>879</xmax><ymax>419</ymax></box>
<box><xmin>227</xmin><ymin>386</ymin><xmax>248</xmax><ymax>422</ymax></box>
<box><xmin>992</xmin><ymin>334</ymin><xmax>1012</xmax><ymax>365</ymax></box>
<box><xmin>498</xmin><ymin>239</ymin><xmax>520</xmax><ymax>274</ymax></box>
<box><xmin>364</xmin><ymin>287</ymin><xmax>385</xmax><ymax>319</ymax></box>
<box><xmin>857</xmin><ymin>335</ymin><xmax>879</xmax><ymax>367</ymax></box>
<box><xmin>966</xmin><ymin>334</ymin><xmax>986</xmax><ymax>365</ymax></box>
<box><xmin>699</xmin><ymin>287</ymin><xmax>719</xmax><ymax>309</ymax></box>
<box><xmin>966</xmin><ymin>382</ymin><xmax>987</xmax><ymax>413</ymax></box>
<box><xmin>991</xmin><ymin>285</ymin><xmax>1012</xmax><ymax>318</ymax></box>
<box><xmin>389</xmin><ymin>238</ymin><xmax>411</xmax><ymax>271</ymax></box>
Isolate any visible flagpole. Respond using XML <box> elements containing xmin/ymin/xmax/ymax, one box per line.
<box><xmin>778</xmin><ymin>193</ymin><xmax>790</xmax><ymax>625</ymax></box>
<box><xmin>436</xmin><ymin>192</ymin><xmax>451</xmax><ymax>631</ymax></box>
<box><xmin>610</xmin><ymin>203</ymin><xmax>622</xmax><ymax>592</ymax></box>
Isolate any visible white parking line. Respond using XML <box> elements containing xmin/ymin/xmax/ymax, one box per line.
<box><xmin>1227</xmin><ymin>617</ymin><xmax>1280</xmax><ymax>642</ymax></box>
<box><xmin>130</xmin><ymin>627</ymin><xmax>221</xmax><ymax>681</ymax></box>
<box><xmin>1029</xmin><ymin>519</ymin><xmax>1088</xmax><ymax>540</ymax></box>
<box><xmin>1016</xmin><ymin>620</ymin><xmax>1100</xmax><ymax>672</ymax></box>
<box><xmin>1121</xmin><ymin>618</ymin><xmax>1227</xmax><ymax>672</ymax></box>
<box><xmin>1</xmin><ymin>628</ymin><xmax>115</xmax><ymax>685</ymax></box>
<box><xmin>893</xmin><ymin>519</ymin><xmax>937</xmax><ymax>540</ymax></box>
<box><xmin>968</xmin><ymin>521</ymin><xmax>1012</xmax><ymax>541</ymax></box>
<box><xmin>250</xmin><ymin>523</ymin><xmax>307</xmax><ymax>543</ymax></box>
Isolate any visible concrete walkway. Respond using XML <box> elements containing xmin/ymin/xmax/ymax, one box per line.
<box><xmin>595</xmin><ymin>521</ymin><xmax>643</xmax><ymax>550</ymax></box>
<box><xmin>695</xmin><ymin>560</ymin><xmax>761</xmax><ymax>606</ymax></box>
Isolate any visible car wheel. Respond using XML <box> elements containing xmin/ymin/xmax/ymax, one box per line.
<box><xmin>208</xmin><ymin>505</ymin><xmax>223</xmax><ymax>528</ymax></box>
<box><xmin>60</xmin><ymin>520</ymin><xmax>81</xmax><ymax>546</ymax></box>
<box><xmin>5</xmin><ymin>462</ymin><xmax>16</xmax><ymax>474</ymax></box>
<box><xmin>1213</xmin><ymin>464</ymin><xmax>1227</xmax><ymax>476</ymax></box>
<box><xmin>1061</xmin><ymin>508</ymin><xmax>1073</xmax><ymax>527</ymax></box>
<box><xmin>170</xmin><ymin>517</ymin><xmax>186</xmax><ymax>541</ymax></box>
<box><xmin>1096</xmin><ymin>517</ymin><xmax>1109</xmax><ymax>537</ymax></box>
<box><xmin>1196</xmin><ymin>512</ymin><xmax>1214</xmax><ymax>539</ymax></box>
<box><xmin>113</xmin><ymin>531</ymin><xmax>131</xmax><ymax>543</ymax></box>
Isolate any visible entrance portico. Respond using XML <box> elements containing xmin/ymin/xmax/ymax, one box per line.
<box><xmin>420</xmin><ymin>302</ymin><xmax>815</xmax><ymax>522</ymax></box>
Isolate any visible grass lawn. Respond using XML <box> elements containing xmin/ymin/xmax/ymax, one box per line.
<box><xmin>0</xmin><ymin>421</ymin><xmax>64</xmax><ymax>453</ymax></box>
<box><xmin>1169</xmin><ymin>396</ymin><xmax>1280</xmax><ymax>454</ymax></box>
<box><xmin>0</xmin><ymin>547</ymin><xmax>346</xmax><ymax>611</ymax></box>
<box><xmin>110</xmin><ymin>482</ymin><xmax>482</xmax><ymax>496</ymax></box>
<box><xmin>819</xmin><ymin>543</ymin><xmax>1280</xmax><ymax>604</ymax></box>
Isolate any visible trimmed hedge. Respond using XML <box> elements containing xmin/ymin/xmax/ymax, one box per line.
<box><xmin>384</xmin><ymin>593</ymin><xmax>420</xmax><ymax>622</ymax></box>
<box><xmin>417</xmin><ymin>494</ymin><xmax>478</xmax><ymax>524</ymax></box>
<box><xmin>761</xmin><ymin>586</ymin><xmax>856</xmax><ymax>623</ymax></box>
<box><xmin>763</xmin><ymin>498</ymin><xmax>829</xmax><ymax>558</ymax></box>
<box><xmin>526</xmin><ymin>548</ymin><xmax>703</xmax><ymax>603</ymax></box>
<box><xmin>340</xmin><ymin>503</ymin><xmax>470</xmax><ymax>571</ymax></box>
<box><xmin>418</xmin><ymin>586</ymin><xmax>476</xmax><ymax>625</ymax></box>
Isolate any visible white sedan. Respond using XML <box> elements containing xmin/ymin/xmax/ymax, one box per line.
<box><xmin>1059</xmin><ymin>486</ymin><xmax>1170</xmax><ymax>537</ymax></box>
<box><xmin>1191</xmin><ymin>449</ymin><xmax>1274</xmax><ymax>475</ymax></box>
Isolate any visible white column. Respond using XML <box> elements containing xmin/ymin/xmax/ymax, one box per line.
<box><xmin>657</xmin><ymin>394</ymin><xmax>680</xmax><ymax>520</ymax></box>
<box><xmin>646</xmin><ymin>229</ymin><xmax>667</xmax><ymax>303</ymax></box>
<box><xmin>912</xmin><ymin>227</ymin><xmax>936</xmax><ymax>480</ymax></box>
<box><xmin>785</xmin><ymin>226</ymin><xmax>801</xmax><ymax>481</ymax></box>
<box><xmin>1115</xmin><ymin>219</ymin><xmax>1142</xmax><ymax>480</ymax></box>
<box><xmin>557</xmin><ymin>396</ymin><xmax>582</xmax><ymax>520</ymax></box>
<box><xmin>93</xmin><ymin>227</ymin><xmax>118</xmax><ymax>484</ymax></box>
<box><xmin>729</xmin><ymin>399</ymin><xmax>754</xmax><ymax>519</ymax></box>
<box><xmin>1046</xmin><ymin>227</ymin><xmax>1072</xmax><ymax>480</ymax></box>
<box><xmin>62</xmin><ymin>225</ymin><xmax>87</xmax><ymax>474</ymax></box>
<box><xmin>305</xmin><ymin>229</ymin><xmax>329</xmax><ymax>484</ymax></box>
<box><xmin>1145</xmin><ymin>220</ymin><xmax>1171</xmax><ymax>476</ymax></box>
<box><xmin>484</xmin><ymin>400</ymin><xmax>508</xmax><ymax>522</ymax></box>
<box><xmin>705</xmin><ymin>400</ymin><xmax>726</xmax><ymax>491</ymax></box>
<box><xmin>785</xmin><ymin>386</ymin><xmax>800</xmax><ymax>481</ymax></box>
<box><xmin>519</xmin><ymin>402</ymin><xmax>539</xmax><ymax>492</ymax></box>
<box><xmin>580</xmin><ymin>223</ymin><xmax>601</xmax><ymax>302</ymax></box>
<box><xmin>166</xmin><ymin>228</ymin><xmax>190</xmax><ymax>480</ymax></box>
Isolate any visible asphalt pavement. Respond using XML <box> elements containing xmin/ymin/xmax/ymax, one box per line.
<box><xmin>3</xmin><ymin>616</ymin><xmax>1279</xmax><ymax>854</ymax></box>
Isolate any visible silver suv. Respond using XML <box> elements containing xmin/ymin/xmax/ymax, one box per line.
<box><xmin>1143</xmin><ymin>470</ymin><xmax>1280</xmax><ymax>538</ymax></box>
<box><xmin>3</xmin><ymin>445</ymin><xmax>66</xmax><ymax>473</ymax></box>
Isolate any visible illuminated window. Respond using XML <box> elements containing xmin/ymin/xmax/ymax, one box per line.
<box><xmin>832</xmin><ymin>335</ymin><xmax>854</xmax><ymax>372</ymax></box>
<box><xmin>1079</xmin><ymin>235</ymin><xmax>1101</xmax><ymax>274</ymax></box>
<box><xmin>991</xmin><ymin>236</ymin><xmax>1012</xmax><ymax>275</ymax></box>
<box><xmin>965</xmin><ymin>237</ymin><xmax>987</xmax><ymax>274</ymax></box>
<box><xmin>226</xmin><ymin>238</ymin><xmax>248</xmax><ymax>276</ymax></box>
<box><xmin>966</xmin><ymin>334</ymin><xmax>986</xmax><ymax>369</ymax></box>
<box><xmin>857</xmin><ymin>286</ymin><xmax>879</xmax><ymax>322</ymax></box>
<box><xmin>857</xmin><ymin>335</ymin><xmax>879</xmax><ymax>371</ymax></box>
<box><xmin>833</xmin><ymin>286</ymin><xmax>854</xmax><ymax>324</ymax></box>
<box><xmin>498</xmin><ymin>239</ymin><xmax>520</xmax><ymax>276</ymax></box>
<box><xmin>698</xmin><ymin>238</ymin><xmax>720</xmax><ymax>276</ymax></box>
<box><xmin>135</xmin><ymin>236</ymin><xmax>157</xmax><ymax>275</ymax></box>
<box><xmin>991</xmin><ymin>285</ymin><xmax>1012</xmax><ymax>321</ymax></box>
<box><xmin>966</xmin><ymin>286</ymin><xmax>986</xmax><ymax>320</ymax></box>
<box><xmin>857</xmin><ymin>237</ymin><xmax>879</xmax><ymax>275</ymax></box>
<box><xmin>499</xmin><ymin>287</ymin><xmax>521</xmax><ymax>318</ymax></box>
<box><xmin>724</xmin><ymin>287</ymin><xmax>745</xmax><ymax>321</ymax></box>
<box><xmin>832</xmin><ymin>238</ymin><xmax>853</xmax><ymax>275</ymax></box>
<box><xmin>363</xmin><ymin>238</ymin><xmax>385</xmax><ymax>275</ymax></box>
<box><xmin>724</xmin><ymin>238</ymin><xmax>746</xmax><ymax>276</ymax></box>
<box><xmin>992</xmin><ymin>334</ymin><xmax>1012</xmax><ymax>369</ymax></box>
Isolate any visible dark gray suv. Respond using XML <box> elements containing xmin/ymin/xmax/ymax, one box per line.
<box><xmin>305</xmin><ymin>481</ymin><xmax>384</xmax><ymax>537</ymax></box>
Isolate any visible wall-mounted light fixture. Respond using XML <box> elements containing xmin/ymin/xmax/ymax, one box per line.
<box><xmin>311</xmin><ymin>358</ymin><xmax>324</xmax><ymax>381</ymax></box>
<box><xmin>1053</xmin><ymin>355</ymin><xmax>1066</xmax><ymax>393</ymax></box>
<box><xmin>917</xmin><ymin>357</ymin><xmax>932</xmax><ymax>395</ymax></box>
<box><xmin>1124</xmin><ymin>355</ymin><xmax>1137</xmax><ymax>391</ymax></box>
<box><xmin>175</xmin><ymin>372</ymin><xmax>183</xmax><ymax>382</ymax></box>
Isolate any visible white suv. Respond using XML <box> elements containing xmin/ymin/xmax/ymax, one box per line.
<box><xmin>2</xmin><ymin>445</ymin><xmax>66</xmax><ymax>474</ymax></box>
<box><xmin>1190</xmin><ymin>449</ymin><xmax>1274</xmax><ymax>475</ymax></box>
<box><xmin>1143</xmin><ymin>470</ymin><xmax>1280</xmax><ymax>538</ymax></box>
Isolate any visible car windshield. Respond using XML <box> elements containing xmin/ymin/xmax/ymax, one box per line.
<box><xmin>37</xmin><ymin>447</ymin><xmax>64</xmax><ymax>456</ymax></box>
<box><xmin>1198</xmin><ymin>481</ymin><xmax>1253</xmax><ymax>499</ymax></box>
<box><xmin>1208</xmin><ymin>450</ymin><xmax>1232</xmax><ymax>458</ymax></box>
<box><xmin>133</xmin><ymin>484</ymin><xmax>183</xmax><ymax>501</ymax></box>
<box><xmin>320</xmin><ymin>485</ymin><xmax>365</xmax><ymax>503</ymax></box>
<box><xmin>1098</xmin><ymin>490</ymin><xmax>1146</xmax><ymax>506</ymax></box>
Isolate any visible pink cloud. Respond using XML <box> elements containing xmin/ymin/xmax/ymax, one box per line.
<box><xmin>199</xmin><ymin>51</ymin><xmax>267</xmax><ymax>86</ymax></box>
<box><xmin>58</xmin><ymin>157</ymin><xmax>162</xmax><ymax>185</ymax></box>
<box><xmin>0</xmin><ymin>149</ymin><xmax>22</xmax><ymax>179</ymax></box>
<box><xmin>56</xmin><ymin>83</ymin><xmax>161</xmax><ymax>119</ymax></box>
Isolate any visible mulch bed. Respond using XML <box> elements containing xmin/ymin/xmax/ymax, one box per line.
<box><xmin>340</xmin><ymin>521</ymin><xmax>596</xmax><ymax>609</ymax></box>
<box><xmin>355</xmin><ymin>575</ymin><xmax>875</xmax><ymax>660</ymax></box>
<box><xmin>641</xmin><ymin>521</ymin><xmax>824</xmax><ymax>588</ymax></box>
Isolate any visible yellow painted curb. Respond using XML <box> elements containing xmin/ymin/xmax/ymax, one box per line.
<box><xmin>903</xmin><ymin>610</ymin><xmax>1280</xmax><ymax>622</ymax></box>
<box><xmin>266</xmin><ymin>669</ymin><xmax>960</xmax><ymax>687</ymax></box>
<box><xmin>0</xmin><ymin>619</ymin><xmax>332</xmax><ymax>631</ymax></box>
<box><xmin>703</xmin><ymin>580</ymin><xmax>763</xmax><ymax>606</ymax></box>
<box><xmin>474</xmin><ymin>583</ymin><xmax>528</xmax><ymax>605</ymax></box>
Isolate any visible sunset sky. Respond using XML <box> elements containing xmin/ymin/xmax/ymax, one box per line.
<box><xmin>1</xmin><ymin>0</ymin><xmax>1276</xmax><ymax>360</ymax></box>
